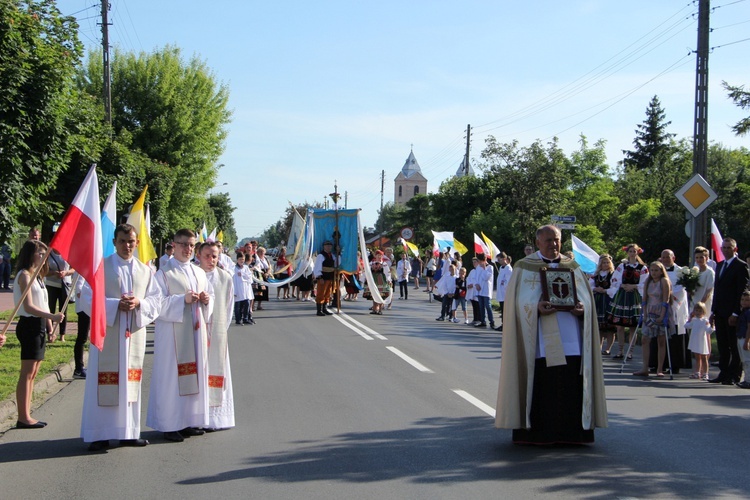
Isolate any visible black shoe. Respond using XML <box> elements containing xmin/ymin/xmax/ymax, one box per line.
<box><xmin>247</xmin><ymin>318</ymin><xmax>255</xmax><ymax>325</ymax></box>
<box><xmin>164</xmin><ymin>431</ymin><xmax>184</xmax><ymax>442</ymax></box>
<box><xmin>708</xmin><ymin>377</ymin><xmax>724</xmax><ymax>384</ymax></box>
<box><xmin>474</xmin><ymin>323</ymin><xmax>487</xmax><ymax>328</ymax></box>
<box><xmin>88</xmin><ymin>440</ymin><xmax>110</xmax><ymax>451</ymax></box>
<box><xmin>490</xmin><ymin>322</ymin><xmax>496</xmax><ymax>329</ymax></box>
<box><xmin>73</xmin><ymin>369</ymin><xmax>87</xmax><ymax>379</ymax></box>
<box><xmin>119</xmin><ymin>438</ymin><xmax>149</xmax><ymax>447</ymax></box>
<box><xmin>179</xmin><ymin>427</ymin><xmax>205</xmax><ymax>437</ymax></box>
<box><xmin>722</xmin><ymin>379</ymin><xmax>736</xmax><ymax>385</ymax></box>
<box><xmin>323</xmin><ymin>307</ymin><xmax>334</xmax><ymax>315</ymax></box>
<box><xmin>236</xmin><ymin>322</ymin><xmax>243</xmax><ymax>325</ymax></box>
<box><xmin>317</xmin><ymin>310</ymin><xmax>326</xmax><ymax>316</ymax></box>
<box><xmin>494</xmin><ymin>326</ymin><xmax>503</xmax><ymax>332</ymax></box>
<box><xmin>16</xmin><ymin>420</ymin><xmax>47</xmax><ymax>429</ymax></box>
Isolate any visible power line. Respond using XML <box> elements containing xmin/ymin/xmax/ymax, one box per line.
<box><xmin>473</xmin><ymin>3</ymin><xmax>696</xmax><ymax>133</ymax></box>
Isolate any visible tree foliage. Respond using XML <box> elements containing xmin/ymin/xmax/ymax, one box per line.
<box><xmin>723</xmin><ymin>81</ymin><xmax>750</xmax><ymax>137</ymax></box>
<box><xmin>0</xmin><ymin>0</ymin><xmax>84</xmax><ymax>238</ymax></box>
<box><xmin>77</xmin><ymin>46</ymin><xmax>232</xmax><ymax>237</ymax></box>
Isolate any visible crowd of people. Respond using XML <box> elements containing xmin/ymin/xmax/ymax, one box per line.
<box><xmin>590</xmin><ymin>239</ymin><xmax>750</xmax><ymax>386</ymax></box>
<box><xmin>2</xmin><ymin>226</ymin><xmax>236</xmax><ymax>451</ymax></box>
<box><xmin>3</xmin><ymin>222</ymin><xmax>750</xmax><ymax>449</ymax></box>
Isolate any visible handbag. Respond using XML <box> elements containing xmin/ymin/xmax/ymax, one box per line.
<box><xmin>459</xmin><ymin>289</ymin><xmax>466</xmax><ymax>298</ymax></box>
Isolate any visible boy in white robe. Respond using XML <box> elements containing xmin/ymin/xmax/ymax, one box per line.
<box><xmin>198</xmin><ymin>242</ymin><xmax>236</xmax><ymax>430</ymax></box>
<box><xmin>80</xmin><ymin>224</ymin><xmax>161</xmax><ymax>451</ymax></box>
<box><xmin>147</xmin><ymin>229</ymin><xmax>213</xmax><ymax>442</ymax></box>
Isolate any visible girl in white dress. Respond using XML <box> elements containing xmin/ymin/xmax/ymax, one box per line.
<box><xmin>686</xmin><ymin>302</ymin><xmax>712</xmax><ymax>380</ymax></box>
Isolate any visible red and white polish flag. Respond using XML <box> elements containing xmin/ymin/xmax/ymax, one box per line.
<box><xmin>474</xmin><ymin>233</ymin><xmax>490</xmax><ymax>256</ymax></box>
<box><xmin>50</xmin><ymin>165</ymin><xmax>106</xmax><ymax>350</ymax></box>
<box><xmin>710</xmin><ymin>218</ymin><xmax>724</xmax><ymax>263</ymax></box>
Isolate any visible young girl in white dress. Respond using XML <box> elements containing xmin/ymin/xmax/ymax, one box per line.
<box><xmin>686</xmin><ymin>302</ymin><xmax>712</xmax><ymax>380</ymax></box>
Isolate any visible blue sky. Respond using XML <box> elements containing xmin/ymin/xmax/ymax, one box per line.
<box><xmin>59</xmin><ymin>0</ymin><xmax>750</xmax><ymax>239</ymax></box>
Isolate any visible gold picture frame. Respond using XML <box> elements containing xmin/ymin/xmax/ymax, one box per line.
<box><xmin>539</xmin><ymin>267</ymin><xmax>578</xmax><ymax>311</ymax></box>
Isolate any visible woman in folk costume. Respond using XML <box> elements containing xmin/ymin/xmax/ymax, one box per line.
<box><xmin>274</xmin><ymin>247</ymin><xmax>292</xmax><ymax>300</ymax></box>
<box><xmin>252</xmin><ymin>247</ymin><xmax>272</xmax><ymax>309</ymax></box>
<box><xmin>366</xmin><ymin>250</ymin><xmax>391</xmax><ymax>315</ymax></box>
<box><xmin>496</xmin><ymin>225</ymin><xmax>607</xmax><ymax>445</ymax></box>
<box><xmin>148</xmin><ymin>229</ymin><xmax>213</xmax><ymax>442</ymax></box>
<box><xmin>198</xmin><ymin>242</ymin><xmax>235</xmax><ymax>430</ymax></box>
<box><xmin>81</xmin><ymin>224</ymin><xmax>162</xmax><ymax>451</ymax></box>
<box><xmin>591</xmin><ymin>254</ymin><xmax>616</xmax><ymax>355</ymax></box>
<box><xmin>606</xmin><ymin>244</ymin><xmax>649</xmax><ymax>359</ymax></box>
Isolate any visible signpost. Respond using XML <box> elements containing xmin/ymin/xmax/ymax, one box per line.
<box><xmin>675</xmin><ymin>173</ymin><xmax>717</xmax><ymax>259</ymax></box>
<box><xmin>551</xmin><ymin>215</ymin><xmax>576</xmax><ymax>223</ymax></box>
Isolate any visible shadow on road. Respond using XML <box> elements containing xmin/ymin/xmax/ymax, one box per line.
<box><xmin>177</xmin><ymin>415</ymin><xmax>750</xmax><ymax>498</ymax></box>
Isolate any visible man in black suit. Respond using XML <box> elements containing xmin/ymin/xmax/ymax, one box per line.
<box><xmin>709</xmin><ymin>238</ymin><xmax>750</xmax><ymax>384</ymax></box>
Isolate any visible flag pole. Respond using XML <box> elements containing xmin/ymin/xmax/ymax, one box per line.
<box><xmin>330</xmin><ymin>182</ymin><xmax>341</xmax><ymax>314</ymax></box>
<box><xmin>48</xmin><ymin>274</ymin><xmax>80</xmax><ymax>339</ymax></box>
<box><xmin>0</xmin><ymin>246</ymin><xmax>53</xmax><ymax>340</ymax></box>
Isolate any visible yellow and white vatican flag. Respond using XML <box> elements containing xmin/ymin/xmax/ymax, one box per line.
<box><xmin>126</xmin><ymin>186</ymin><xmax>157</xmax><ymax>264</ymax></box>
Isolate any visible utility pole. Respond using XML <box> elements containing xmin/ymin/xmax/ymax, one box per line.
<box><xmin>100</xmin><ymin>1</ymin><xmax>112</xmax><ymax>128</ymax></box>
<box><xmin>379</xmin><ymin>170</ymin><xmax>385</xmax><ymax>248</ymax></box>
<box><xmin>690</xmin><ymin>0</ymin><xmax>710</xmax><ymax>256</ymax></box>
<box><xmin>464</xmin><ymin>124</ymin><xmax>471</xmax><ymax>175</ymax></box>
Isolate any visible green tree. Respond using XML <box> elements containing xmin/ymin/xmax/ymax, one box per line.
<box><xmin>622</xmin><ymin>95</ymin><xmax>676</xmax><ymax>171</ymax></box>
<box><xmin>78</xmin><ymin>46</ymin><xmax>232</xmax><ymax>232</ymax></box>
<box><xmin>479</xmin><ymin>137</ymin><xmax>572</xmax><ymax>244</ymax></box>
<box><xmin>208</xmin><ymin>192</ymin><xmax>237</xmax><ymax>249</ymax></box>
<box><xmin>723</xmin><ymin>81</ymin><xmax>750</xmax><ymax>137</ymax></box>
<box><xmin>0</xmin><ymin>0</ymin><xmax>84</xmax><ymax>237</ymax></box>
<box><xmin>706</xmin><ymin>143</ymin><xmax>750</xmax><ymax>252</ymax></box>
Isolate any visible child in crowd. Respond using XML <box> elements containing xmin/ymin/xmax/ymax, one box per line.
<box><xmin>633</xmin><ymin>261</ymin><xmax>671</xmax><ymax>377</ymax></box>
<box><xmin>233</xmin><ymin>252</ymin><xmax>254</xmax><ymax>325</ymax></box>
<box><xmin>686</xmin><ymin>301</ymin><xmax>712</xmax><ymax>380</ymax></box>
<box><xmin>736</xmin><ymin>291</ymin><xmax>750</xmax><ymax>389</ymax></box>
<box><xmin>436</xmin><ymin>264</ymin><xmax>456</xmax><ymax>321</ymax></box>
<box><xmin>451</xmin><ymin>267</ymin><xmax>468</xmax><ymax>324</ymax></box>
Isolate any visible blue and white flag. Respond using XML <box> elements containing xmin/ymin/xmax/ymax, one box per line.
<box><xmin>571</xmin><ymin>234</ymin><xmax>599</xmax><ymax>274</ymax></box>
<box><xmin>101</xmin><ymin>181</ymin><xmax>117</xmax><ymax>258</ymax></box>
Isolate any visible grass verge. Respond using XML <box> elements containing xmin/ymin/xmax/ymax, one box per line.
<box><xmin>0</xmin><ymin>304</ymin><xmax>80</xmax><ymax>402</ymax></box>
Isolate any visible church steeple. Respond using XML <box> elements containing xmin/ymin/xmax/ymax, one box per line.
<box><xmin>400</xmin><ymin>147</ymin><xmax>422</xmax><ymax>179</ymax></box>
<box><xmin>394</xmin><ymin>147</ymin><xmax>427</xmax><ymax>206</ymax></box>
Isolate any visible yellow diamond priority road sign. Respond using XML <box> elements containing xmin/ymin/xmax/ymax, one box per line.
<box><xmin>675</xmin><ymin>173</ymin><xmax>717</xmax><ymax>217</ymax></box>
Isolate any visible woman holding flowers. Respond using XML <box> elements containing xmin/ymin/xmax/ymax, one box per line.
<box><xmin>607</xmin><ymin>244</ymin><xmax>649</xmax><ymax>359</ymax></box>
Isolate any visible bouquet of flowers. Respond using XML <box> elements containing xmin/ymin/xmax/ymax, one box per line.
<box><xmin>676</xmin><ymin>266</ymin><xmax>701</xmax><ymax>296</ymax></box>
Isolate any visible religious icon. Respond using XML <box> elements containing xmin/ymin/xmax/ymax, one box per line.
<box><xmin>539</xmin><ymin>267</ymin><xmax>578</xmax><ymax>311</ymax></box>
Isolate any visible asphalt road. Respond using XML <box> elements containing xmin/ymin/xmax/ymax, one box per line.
<box><xmin>1</xmin><ymin>292</ymin><xmax>750</xmax><ymax>499</ymax></box>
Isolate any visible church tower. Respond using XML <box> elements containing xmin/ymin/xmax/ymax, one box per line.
<box><xmin>394</xmin><ymin>148</ymin><xmax>427</xmax><ymax>206</ymax></box>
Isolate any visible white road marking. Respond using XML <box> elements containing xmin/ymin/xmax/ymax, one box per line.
<box><xmin>332</xmin><ymin>313</ymin><xmax>373</xmax><ymax>340</ymax></box>
<box><xmin>386</xmin><ymin>346</ymin><xmax>434</xmax><ymax>373</ymax></box>
<box><xmin>339</xmin><ymin>312</ymin><xmax>388</xmax><ymax>340</ymax></box>
<box><xmin>453</xmin><ymin>389</ymin><xmax>496</xmax><ymax>417</ymax></box>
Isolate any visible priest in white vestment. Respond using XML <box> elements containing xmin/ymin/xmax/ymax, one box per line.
<box><xmin>147</xmin><ymin>229</ymin><xmax>214</xmax><ymax>442</ymax></box>
<box><xmin>197</xmin><ymin>242</ymin><xmax>235</xmax><ymax>430</ymax></box>
<box><xmin>80</xmin><ymin>224</ymin><xmax>161</xmax><ymax>451</ymax></box>
<box><xmin>496</xmin><ymin>225</ymin><xmax>607</xmax><ymax>445</ymax></box>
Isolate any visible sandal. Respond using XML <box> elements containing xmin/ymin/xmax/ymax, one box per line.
<box><xmin>612</xmin><ymin>353</ymin><xmax>624</xmax><ymax>359</ymax></box>
<box><xmin>689</xmin><ymin>372</ymin><xmax>701</xmax><ymax>379</ymax></box>
<box><xmin>627</xmin><ymin>353</ymin><xmax>633</xmax><ymax>360</ymax></box>
<box><xmin>656</xmin><ymin>372</ymin><xmax>665</xmax><ymax>378</ymax></box>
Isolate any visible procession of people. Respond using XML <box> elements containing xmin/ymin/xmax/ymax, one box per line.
<box><xmin>2</xmin><ymin>218</ymin><xmax>749</xmax><ymax>451</ymax></box>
